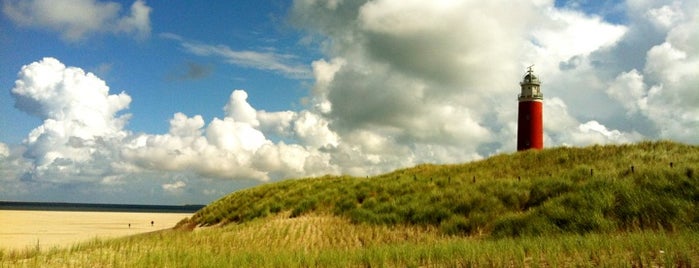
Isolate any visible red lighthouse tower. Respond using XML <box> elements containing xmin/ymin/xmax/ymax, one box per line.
<box><xmin>517</xmin><ymin>66</ymin><xmax>543</xmax><ymax>151</ymax></box>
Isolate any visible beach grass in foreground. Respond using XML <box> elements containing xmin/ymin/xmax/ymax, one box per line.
<box><xmin>2</xmin><ymin>214</ymin><xmax>698</xmax><ymax>267</ymax></box>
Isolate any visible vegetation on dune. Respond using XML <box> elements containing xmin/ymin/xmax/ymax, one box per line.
<box><xmin>3</xmin><ymin>141</ymin><xmax>699</xmax><ymax>266</ymax></box>
<box><xmin>185</xmin><ymin>141</ymin><xmax>699</xmax><ymax>237</ymax></box>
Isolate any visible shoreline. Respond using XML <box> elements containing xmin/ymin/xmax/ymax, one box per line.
<box><xmin>0</xmin><ymin>201</ymin><xmax>204</xmax><ymax>213</ymax></box>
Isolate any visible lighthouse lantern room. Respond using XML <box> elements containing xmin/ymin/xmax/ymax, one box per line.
<box><xmin>517</xmin><ymin>66</ymin><xmax>544</xmax><ymax>151</ymax></box>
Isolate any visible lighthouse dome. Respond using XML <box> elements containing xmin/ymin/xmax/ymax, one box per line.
<box><xmin>522</xmin><ymin>73</ymin><xmax>540</xmax><ymax>84</ymax></box>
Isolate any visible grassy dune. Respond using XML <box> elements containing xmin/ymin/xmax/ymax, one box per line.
<box><xmin>2</xmin><ymin>141</ymin><xmax>698</xmax><ymax>266</ymax></box>
<box><xmin>188</xmin><ymin>141</ymin><xmax>699</xmax><ymax>237</ymax></box>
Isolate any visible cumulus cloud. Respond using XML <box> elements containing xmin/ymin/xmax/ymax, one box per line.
<box><xmin>120</xmin><ymin>89</ymin><xmax>340</xmax><ymax>181</ymax></box>
<box><xmin>572</xmin><ymin>121</ymin><xmax>643</xmax><ymax>145</ymax></box>
<box><xmin>2</xmin><ymin>0</ymin><xmax>151</xmax><ymax>41</ymax></box>
<box><xmin>10</xmin><ymin>57</ymin><xmax>131</xmax><ymax>182</ymax></box>
<box><xmin>6</xmin><ymin>58</ymin><xmax>340</xmax><ymax>184</ymax></box>
<box><xmin>602</xmin><ymin>0</ymin><xmax>699</xmax><ymax>143</ymax></box>
<box><xmin>288</xmin><ymin>0</ymin><xmax>639</xmax><ymax>168</ymax></box>
<box><xmin>542</xmin><ymin>97</ymin><xmax>642</xmax><ymax>147</ymax></box>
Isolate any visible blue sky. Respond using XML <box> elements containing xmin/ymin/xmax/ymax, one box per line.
<box><xmin>1</xmin><ymin>0</ymin><xmax>698</xmax><ymax>205</ymax></box>
<box><xmin>1</xmin><ymin>1</ymin><xmax>315</xmax><ymax>143</ymax></box>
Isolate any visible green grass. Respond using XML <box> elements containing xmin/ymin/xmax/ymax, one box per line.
<box><xmin>2</xmin><ymin>141</ymin><xmax>699</xmax><ymax>266</ymax></box>
<box><xmin>3</xmin><ymin>216</ymin><xmax>698</xmax><ymax>267</ymax></box>
<box><xmin>187</xmin><ymin>141</ymin><xmax>699</xmax><ymax>237</ymax></box>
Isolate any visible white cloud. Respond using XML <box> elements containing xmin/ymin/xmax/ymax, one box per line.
<box><xmin>645</xmin><ymin>2</ymin><xmax>684</xmax><ymax>29</ymax></box>
<box><xmin>542</xmin><ymin>97</ymin><xmax>642</xmax><ymax>146</ymax></box>
<box><xmin>354</xmin><ymin>0</ymin><xmax>538</xmax><ymax>88</ymax></box>
<box><xmin>2</xmin><ymin>0</ymin><xmax>151</xmax><ymax>41</ymax></box>
<box><xmin>292</xmin><ymin>111</ymin><xmax>339</xmax><ymax>148</ymax></box>
<box><xmin>162</xmin><ymin>181</ymin><xmax>186</xmax><ymax>193</ymax></box>
<box><xmin>121</xmin><ymin>89</ymin><xmax>340</xmax><ymax>181</ymax></box>
<box><xmin>6</xmin><ymin>59</ymin><xmax>341</xmax><ymax>183</ymax></box>
<box><xmin>606</xmin><ymin>69</ymin><xmax>649</xmax><ymax>115</ymax></box>
<box><xmin>288</xmin><ymin>0</ymin><xmax>637</xmax><ymax>167</ymax></box>
<box><xmin>603</xmin><ymin>0</ymin><xmax>699</xmax><ymax>143</ymax></box>
<box><xmin>571</xmin><ymin>121</ymin><xmax>643</xmax><ymax>145</ymax></box>
<box><xmin>224</xmin><ymin>90</ymin><xmax>260</xmax><ymax>127</ymax></box>
<box><xmin>163</xmin><ymin>34</ymin><xmax>312</xmax><ymax>79</ymax></box>
<box><xmin>0</xmin><ymin>143</ymin><xmax>9</xmax><ymax>158</ymax></box>
<box><xmin>531</xmin><ymin>9</ymin><xmax>627</xmax><ymax>61</ymax></box>
<box><xmin>306</xmin><ymin>58</ymin><xmax>345</xmax><ymax>114</ymax></box>
<box><xmin>206</xmin><ymin>117</ymin><xmax>267</xmax><ymax>153</ymax></box>
<box><xmin>10</xmin><ymin>57</ymin><xmax>131</xmax><ymax>182</ymax></box>
<box><xmin>116</xmin><ymin>0</ymin><xmax>151</xmax><ymax>39</ymax></box>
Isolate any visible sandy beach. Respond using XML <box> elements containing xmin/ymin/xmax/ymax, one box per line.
<box><xmin>0</xmin><ymin>210</ymin><xmax>191</xmax><ymax>251</ymax></box>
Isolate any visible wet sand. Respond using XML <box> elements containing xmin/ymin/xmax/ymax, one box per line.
<box><xmin>0</xmin><ymin>210</ymin><xmax>191</xmax><ymax>251</ymax></box>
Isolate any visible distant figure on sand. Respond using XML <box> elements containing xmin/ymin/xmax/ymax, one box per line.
<box><xmin>151</xmin><ymin>220</ymin><xmax>154</xmax><ymax>227</ymax></box>
<box><xmin>128</xmin><ymin>223</ymin><xmax>131</xmax><ymax>228</ymax></box>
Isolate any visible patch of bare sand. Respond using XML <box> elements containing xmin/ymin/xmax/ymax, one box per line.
<box><xmin>0</xmin><ymin>210</ymin><xmax>191</xmax><ymax>251</ymax></box>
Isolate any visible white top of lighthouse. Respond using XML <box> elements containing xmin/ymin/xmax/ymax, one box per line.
<box><xmin>519</xmin><ymin>65</ymin><xmax>543</xmax><ymax>101</ymax></box>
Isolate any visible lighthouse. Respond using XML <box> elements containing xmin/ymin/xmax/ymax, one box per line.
<box><xmin>517</xmin><ymin>66</ymin><xmax>543</xmax><ymax>151</ymax></box>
